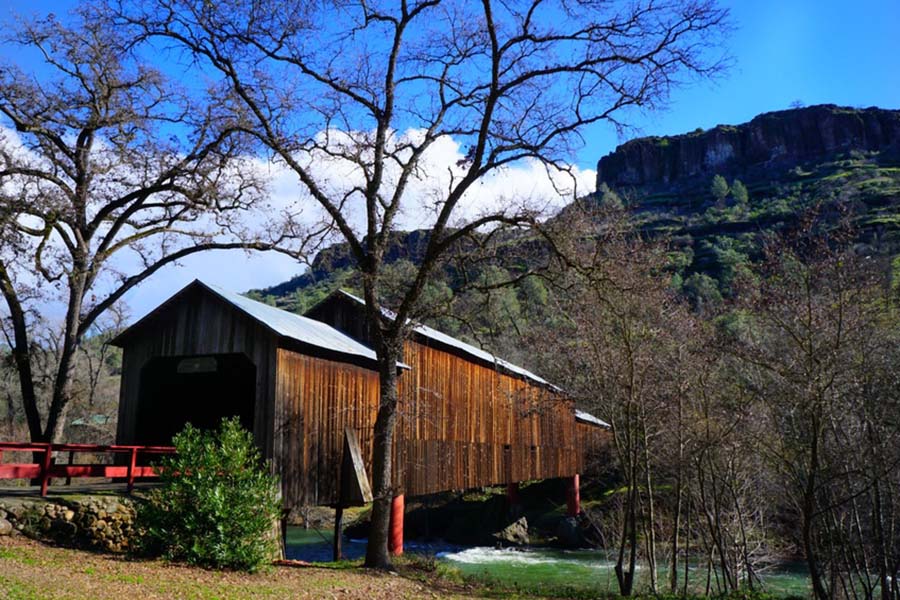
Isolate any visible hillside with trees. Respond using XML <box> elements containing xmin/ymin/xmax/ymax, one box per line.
<box><xmin>255</xmin><ymin>105</ymin><xmax>900</xmax><ymax>316</ymax></box>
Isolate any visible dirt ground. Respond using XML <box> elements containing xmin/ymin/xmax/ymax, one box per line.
<box><xmin>0</xmin><ymin>535</ymin><xmax>479</xmax><ymax>600</ymax></box>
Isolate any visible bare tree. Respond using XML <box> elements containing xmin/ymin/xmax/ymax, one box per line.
<box><xmin>730</xmin><ymin>221</ymin><xmax>900</xmax><ymax>600</ymax></box>
<box><xmin>0</xmin><ymin>11</ymin><xmax>311</xmax><ymax>444</ymax></box>
<box><xmin>110</xmin><ymin>0</ymin><xmax>730</xmax><ymax>568</ymax></box>
<box><xmin>529</xmin><ymin>204</ymin><xmax>702</xmax><ymax>595</ymax></box>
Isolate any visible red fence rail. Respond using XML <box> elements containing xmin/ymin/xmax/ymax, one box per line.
<box><xmin>0</xmin><ymin>442</ymin><xmax>176</xmax><ymax>496</ymax></box>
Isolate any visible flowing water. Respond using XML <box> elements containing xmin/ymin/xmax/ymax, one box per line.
<box><xmin>285</xmin><ymin>527</ymin><xmax>811</xmax><ymax>597</ymax></box>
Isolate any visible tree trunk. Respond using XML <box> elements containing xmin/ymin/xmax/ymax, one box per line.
<box><xmin>670</xmin><ymin>393</ymin><xmax>684</xmax><ymax>595</ymax></box>
<box><xmin>43</xmin><ymin>275</ymin><xmax>87</xmax><ymax>443</ymax></box>
<box><xmin>364</xmin><ymin>342</ymin><xmax>400</xmax><ymax>570</ymax></box>
<box><xmin>804</xmin><ymin>428</ymin><xmax>830</xmax><ymax>600</ymax></box>
<box><xmin>683</xmin><ymin>497</ymin><xmax>692</xmax><ymax>597</ymax></box>
<box><xmin>615</xmin><ymin>463</ymin><xmax>638</xmax><ymax>596</ymax></box>
<box><xmin>670</xmin><ymin>470</ymin><xmax>683</xmax><ymax>594</ymax></box>
<box><xmin>642</xmin><ymin>430</ymin><xmax>658</xmax><ymax>593</ymax></box>
<box><xmin>0</xmin><ymin>266</ymin><xmax>42</xmax><ymax>442</ymax></box>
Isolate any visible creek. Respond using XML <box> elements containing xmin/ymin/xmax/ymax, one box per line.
<box><xmin>285</xmin><ymin>527</ymin><xmax>811</xmax><ymax>597</ymax></box>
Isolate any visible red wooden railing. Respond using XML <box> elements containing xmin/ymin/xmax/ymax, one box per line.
<box><xmin>0</xmin><ymin>442</ymin><xmax>176</xmax><ymax>496</ymax></box>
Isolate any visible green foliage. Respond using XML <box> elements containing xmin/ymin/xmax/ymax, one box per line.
<box><xmin>244</xmin><ymin>291</ymin><xmax>277</xmax><ymax>306</ymax></box>
<box><xmin>732</xmin><ymin>179</ymin><xmax>749</xmax><ymax>205</ymax></box>
<box><xmin>136</xmin><ymin>418</ymin><xmax>281</xmax><ymax>572</ymax></box>
<box><xmin>682</xmin><ymin>273</ymin><xmax>723</xmax><ymax>311</ymax></box>
<box><xmin>289</xmin><ymin>269</ymin><xmax>355</xmax><ymax>313</ymax></box>
<box><xmin>710</xmin><ymin>174</ymin><xmax>730</xmax><ymax>204</ymax></box>
<box><xmin>597</xmin><ymin>183</ymin><xmax>624</xmax><ymax>209</ymax></box>
<box><xmin>518</xmin><ymin>275</ymin><xmax>549</xmax><ymax>315</ymax></box>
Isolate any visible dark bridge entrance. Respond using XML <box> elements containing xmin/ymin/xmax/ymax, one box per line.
<box><xmin>135</xmin><ymin>353</ymin><xmax>256</xmax><ymax>446</ymax></box>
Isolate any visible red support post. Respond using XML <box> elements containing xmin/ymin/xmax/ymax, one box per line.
<box><xmin>40</xmin><ymin>446</ymin><xmax>54</xmax><ymax>497</ymax></box>
<box><xmin>566</xmin><ymin>474</ymin><xmax>581</xmax><ymax>517</ymax></box>
<box><xmin>127</xmin><ymin>447</ymin><xmax>138</xmax><ymax>493</ymax></box>
<box><xmin>388</xmin><ymin>494</ymin><xmax>404</xmax><ymax>556</ymax></box>
<box><xmin>506</xmin><ymin>482</ymin><xmax>521</xmax><ymax>506</ymax></box>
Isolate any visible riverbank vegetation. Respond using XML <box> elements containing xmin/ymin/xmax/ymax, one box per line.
<box><xmin>463</xmin><ymin>205</ymin><xmax>900</xmax><ymax>600</ymax></box>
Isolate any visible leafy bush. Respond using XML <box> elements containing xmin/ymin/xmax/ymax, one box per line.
<box><xmin>136</xmin><ymin>417</ymin><xmax>281</xmax><ymax>572</ymax></box>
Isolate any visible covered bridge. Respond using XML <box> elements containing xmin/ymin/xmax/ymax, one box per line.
<box><xmin>113</xmin><ymin>280</ymin><xmax>607</xmax><ymax>520</ymax></box>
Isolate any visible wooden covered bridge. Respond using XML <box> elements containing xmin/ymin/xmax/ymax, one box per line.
<box><xmin>112</xmin><ymin>280</ymin><xmax>607</xmax><ymax>551</ymax></box>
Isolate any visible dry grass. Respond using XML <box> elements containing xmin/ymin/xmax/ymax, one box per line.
<box><xmin>0</xmin><ymin>536</ymin><xmax>477</xmax><ymax>600</ymax></box>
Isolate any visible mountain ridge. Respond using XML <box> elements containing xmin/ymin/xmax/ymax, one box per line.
<box><xmin>595</xmin><ymin>104</ymin><xmax>900</xmax><ymax>191</ymax></box>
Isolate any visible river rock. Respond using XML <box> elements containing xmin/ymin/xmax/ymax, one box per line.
<box><xmin>0</xmin><ymin>518</ymin><xmax>12</xmax><ymax>536</ymax></box>
<box><xmin>493</xmin><ymin>516</ymin><xmax>529</xmax><ymax>546</ymax></box>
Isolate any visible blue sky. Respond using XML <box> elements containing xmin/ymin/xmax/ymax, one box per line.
<box><xmin>578</xmin><ymin>0</ymin><xmax>900</xmax><ymax>167</ymax></box>
<box><xmin>4</xmin><ymin>0</ymin><xmax>899</xmax><ymax>169</ymax></box>
<box><xmin>2</xmin><ymin>0</ymin><xmax>899</xmax><ymax>316</ymax></box>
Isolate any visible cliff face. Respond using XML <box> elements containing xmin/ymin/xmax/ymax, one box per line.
<box><xmin>596</xmin><ymin>105</ymin><xmax>900</xmax><ymax>189</ymax></box>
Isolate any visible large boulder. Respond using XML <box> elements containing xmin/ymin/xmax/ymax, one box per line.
<box><xmin>493</xmin><ymin>516</ymin><xmax>529</xmax><ymax>546</ymax></box>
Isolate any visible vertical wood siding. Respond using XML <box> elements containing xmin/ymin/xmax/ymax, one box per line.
<box><xmin>274</xmin><ymin>337</ymin><xmax>584</xmax><ymax>509</ymax></box>
<box><xmin>393</xmin><ymin>339</ymin><xmax>582</xmax><ymax>498</ymax></box>
<box><xmin>274</xmin><ymin>349</ymin><xmax>380</xmax><ymax>507</ymax></box>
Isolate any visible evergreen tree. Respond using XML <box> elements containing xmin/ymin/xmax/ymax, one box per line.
<box><xmin>732</xmin><ymin>179</ymin><xmax>749</xmax><ymax>205</ymax></box>
<box><xmin>710</xmin><ymin>174</ymin><xmax>730</xmax><ymax>205</ymax></box>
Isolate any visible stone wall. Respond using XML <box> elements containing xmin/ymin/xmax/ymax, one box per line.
<box><xmin>0</xmin><ymin>494</ymin><xmax>137</xmax><ymax>553</ymax></box>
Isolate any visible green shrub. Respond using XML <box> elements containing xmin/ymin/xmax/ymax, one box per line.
<box><xmin>136</xmin><ymin>417</ymin><xmax>281</xmax><ymax>572</ymax></box>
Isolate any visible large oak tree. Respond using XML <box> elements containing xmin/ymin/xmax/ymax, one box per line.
<box><xmin>0</xmin><ymin>11</ymin><xmax>308</xmax><ymax>445</ymax></box>
<box><xmin>110</xmin><ymin>0</ymin><xmax>730</xmax><ymax>568</ymax></box>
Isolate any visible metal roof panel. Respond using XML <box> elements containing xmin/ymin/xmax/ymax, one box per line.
<box><xmin>575</xmin><ymin>409</ymin><xmax>610</xmax><ymax>428</ymax></box>
<box><xmin>335</xmin><ymin>289</ymin><xmax>559</xmax><ymax>390</ymax></box>
<box><xmin>202</xmin><ymin>282</ymin><xmax>383</xmax><ymax>363</ymax></box>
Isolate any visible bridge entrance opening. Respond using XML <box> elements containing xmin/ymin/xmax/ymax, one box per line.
<box><xmin>134</xmin><ymin>353</ymin><xmax>256</xmax><ymax>445</ymax></box>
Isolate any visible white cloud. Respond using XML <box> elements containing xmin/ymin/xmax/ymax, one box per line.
<box><xmin>1</xmin><ymin>124</ymin><xmax>595</xmax><ymax>321</ymax></box>
<box><xmin>257</xmin><ymin>128</ymin><xmax>596</xmax><ymax>234</ymax></box>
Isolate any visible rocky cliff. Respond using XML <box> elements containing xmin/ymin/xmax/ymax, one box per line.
<box><xmin>596</xmin><ymin>105</ymin><xmax>900</xmax><ymax>189</ymax></box>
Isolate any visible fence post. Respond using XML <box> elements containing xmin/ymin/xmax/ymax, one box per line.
<box><xmin>65</xmin><ymin>450</ymin><xmax>75</xmax><ymax>486</ymax></box>
<box><xmin>40</xmin><ymin>446</ymin><xmax>53</xmax><ymax>497</ymax></box>
<box><xmin>127</xmin><ymin>447</ymin><xmax>137</xmax><ymax>493</ymax></box>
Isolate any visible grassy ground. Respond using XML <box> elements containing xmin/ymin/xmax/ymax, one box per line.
<box><xmin>0</xmin><ymin>536</ymin><xmax>477</xmax><ymax>600</ymax></box>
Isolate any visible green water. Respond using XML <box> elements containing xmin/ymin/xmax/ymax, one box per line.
<box><xmin>285</xmin><ymin>527</ymin><xmax>811</xmax><ymax>597</ymax></box>
<box><xmin>440</xmin><ymin>547</ymin><xmax>811</xmax><ymax>598</ymax></box>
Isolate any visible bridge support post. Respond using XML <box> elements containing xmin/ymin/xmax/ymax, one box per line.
<box><xmin>566</xmin><ymin>474</ymin><xmax>581</xmax><ymax>517</ymax></box>
<box><xmin>388</xmin><ymin>494</ymin><xmax>404</xmax><ymax>556</ymax></box>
